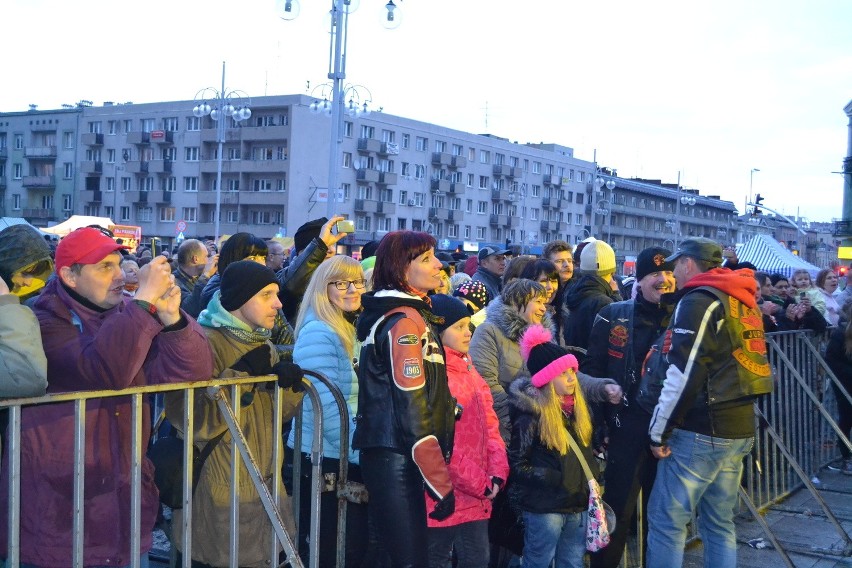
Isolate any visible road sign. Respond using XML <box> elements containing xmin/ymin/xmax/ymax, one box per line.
<box><xmin>176</xmin><ymin>220</ymin><xmax>187</xmax><ymax>233</ymax></box>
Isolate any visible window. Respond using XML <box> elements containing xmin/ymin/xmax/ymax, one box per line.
<box><xmin>435</xmin><ymin>140</ymin><xmax>446</xmax><ymax>153</ymax></box>
<box><xmin>162</xmin><ymin>177</ymin><xmax>177</xmax><ymax>192</ymax></box>
<box><xmin>401</xmin><ymin>162</ymin><xmax>410</xmax><ymax>177</ymax></box>
<box><xmin>141</xmin><ymin>118</ymin><xmax>155</xmax><ymax>133</ymax></box>
<box><xmin>414</xmin><ymin>165</ymin><xmax>425</xmax><ymax>180</ymax></box>
<box><xmin>159</xmin><ymin>207</ymin><xmax>176</xmax><ymax>222</ymax></box>
<box><xmin>378</xmin><ymin>217</ymin><xmax>392</xmax><ymax>232</ymax></box>
<box><xmin>479</xmin><ymin>150</ymin><xmax>490</xmax><ymax>164</ymax></box>
<box><xmin>186</xmin><ymin>116</ymin><xmax>201</xmax><ymax>131</ymax></box>
<box><xmin>106</xmin><ymin>178</ymin><xmax>115</xmax><ymax>192</ymax></box>
<box><xmin>13</xmin><ymin>164</ymin><xmax>22</xmax><ymax>179</ymax></box>
<box><xmin>343</xmin><ymin>122</ymin><xmax>353</xmax><ymax>137</ymax></box>
<box><xmin>121</xmin><ymin>177</ymin><xmax>131</xmax><ymax>191</ymax></box>
<box><xmin>532</xmin><ymin>162</ymin><xmax>541</xmax><ymax>174</ymax></box>
<box><xmin>401</xmin><ymin>133</ymin><xmax>410</xmax><ymax>149</ymax></box>
<box><xmin>357</xmin><ymin>185</ymin><xmax>372</xmax><ymax>200</ymax></box>
<box><xmin>360</xmin><ymin>125</ymin><xmax>375</xmax><ymax>139</ymax></box>
<box><xmin>108</xmin><ymin>121</ymin><xmax>118</xmax><ymax>135</ymax></box>
<box><xmin>415</xmin><ymin>137</ymin><xmax>428</xmax><ymax>151</ymax></box>
<box><xmin>545</xmin><ymin>164</ymin><xmax>554</xmax><ymax>175</ymax></box>
<box><xmin>253</xmin><ymin>179</ymin><xmax>273</xmax><ymax>191</ymax></box>
<box><xmin>382</xmin><ymin>130</ymin><xmax>395</xmax><ymax>143</ymax></box>
<box><xmin>107</xmin><ymin>149</ymin><xmax>116</xmax><ymax>163</ymax></box>
<box><xmin>477</xmin><ymin>201</ymin><xmax>487</xmax><ymax>214</ymax></box>
<box><xmin>341</xmin><ymin>183</ymin><xmax>350</xmax><ymax>200</ymax></box>
<box><xmin>63</xmin><ymin>194</ymin><xmax>73</xmax><ymax>211</ymax></box>
<box><xmin>252</xmin><ymin>147</ymin><xmax>274</xmax><ymax>161</ymax></box>
<box><xmin>356</xmin><ymin>216</ymin><xmax>371</xmax><ymax>231</ymax></box>
<box><xmin>14</xmin><ymin>135</ymin><xmax>23</xmax><ymax>150</ymax></box>
<box><xmin>277</xmin><ymin>178</ymin><xmax>287</xmax><ymax>192</ymax></box>
<box><xmin>531</xmin><ymin>184</ymin><xmax>541</xmax><ymax>197</ymax></box>
<box><xmin>63</xmin><ymin>131</ymin><xmax>74</xmax><ymax>148</ymax></box>
<box><xmin>84</xmin><ymin>205</ymin><xmax>100</xmax><ymax>216</ymax></box>
<box><xmin>138</xmin><ymin>177</ymin><xmax>154</xmax><ymax>191</ymax></box>
<box><xmin>104</xmin><ymin>206</ymin><xmax>114</xmax><ymax>219</ymax></box>
<box><xmin>183</xmin><ymin>207</ymin><xmax>197</xmax><ymax>222</ymax></box>
<box><xmin>228</xmin><ymin>147</ymin><xmax>240</xmax><ymax>160</ymax></box>
<box><xmin>255</xmin><ymin>115</ymin><xmax>277</xmax><ymax>127</ymax></box>
<box><xmin>164</xmin><ymin>117</ymin><xmax>179</xmax><ymax>132</ymax></box>
<box><xmin>88</xmin><ymin>122</ymin><xmax>102</xmax><ymax>134</ymax></box>
<box><xmin>12</xmin><ymin>195</ymin><xmax>21</xmax><ymax>210</ymax></box>
<box><xmin>397</xmin><ymin>218</ymin><xmax>407</xmax><ymax>231</ymax></box>
<box><xmin>63</xmin><ymin>163</ymin><xmax>73</xmax><ymax>179</ymax></box>
<box><xmin>448</xmin><ymin>224</ymin><xmax>458</xmax><ymax>238</ymax></box>
<box><xmin>226</xmin><ymin>210</ymin><xmax>239</xmax><ymax>223</ymax></box>
<box><xmin>227</xmin><ymin>179</ymin><xmax>239</xmax><ymax>192</ymax></box>
<box><xmin>495</xmin><ymin>153</ymin><xmax>505</xmax><ymax>165</ymax></box>
<box><xmin>162</xmin><ymin>147</ymin><xmax>177</xmax><ymax>161</ymax></box>
<box><xmin>398</xmin><ymin>190</ymin><xmax>408</xmax><ymax>205</ymax></box>
<box><xmin>479</xmin><ymin>176</ymin><xmax>489</xmax><ymax>189</ymax></box>
<box><xmin>467</xmin><ymin>173</ymin><xmax>474</xmax><ymax>187</ymax></box>
<box><xmin>530</xmin><ymin>208</ymin><xmax>539</xmax><ymax>221</ymax></box>
<box><xmin>120</xmin><ymin>206</ymin><xmax>130</xmax><ymax>221</ymax></box>
<box><xmin>85</xmin><ymin>149</ymin><xmax>101</xmax><ymax>161</ymax></box>
<box><xmin>413</xmin><ymin>192</ymin><xmax>425</xmax><ymax>207</ymax></box>
<box><xmin>452</xmin><ymin>144</ymin><xmax>463</xmax><ymax>156</ymax></box>
<box><xmin>476</xmin><ymin>227</ymin><xmax>486</xmax><ymax>239</ymax></box>
<box><xmin>123</xmin><ymin>119</ymin><xmax>133</xmax><ymax>132</ymax></box>
<box><xmin>250</xmin><ymin>210</ymin><xmax>276</xmax><ymax>224</ymax></box>
<box><xmin>184</xmin><ymin>147</ymin><xmax>199</xmax><ymax>161</ymax></box>
<box><xmin>464</xmin><ymin>225</ymin><xmax>471</xmax><ymax>239</ymax></box>
<box><xmin>342</xmin><ymin>152</ymin><xmax>352</xmax><ymax>168</ymax></box>
<box><xmin>466</xmin><ymin>199</ymin><xmax>473</xmax><ymax>213</ymax></box>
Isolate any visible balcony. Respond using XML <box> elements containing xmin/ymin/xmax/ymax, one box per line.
<box><xmin>197</xmin><ymin>191</ymin><xmax>239</xmax><ymax>205</ymax></box>
<box><xmin>491</xmin><ymin>189</ymin><xmax>511</xmax><ymax>201</ymax></box>
<box><xmin>200</xmin><ymin>159</ymin><xmax>238</xmax><ymax>174</ymax></box>
<box><xmin>150</xmin><ymin>130</ymin><xmax>174</xmax><ymax>144</ymax></box>
<box><xmin>489</xmin><ymin>214</ymin><xmax>509</xmax><ymax>226</ymax></box>
<box><xmin>542</xmin><ymin>196</ymin><xmax>564</xmax><ymax>209</ymax></box>
<box><xmin>429</xmin><ymin>207</ymin><xmax>450</xmax><ymax>220</ymax></box>
<box><xmin>543</xmin><ymin>175</ymin><xmax>562</xmax><ymax>186</ymax></box>
<box><xmin>155</xmin><ymin>191</ymin><xmax>173</xmax><ymax>204</ymax></box>
<box><xmin>148</xmin><ymin>160</ymin><xmax>173</xmax><ymax>174</ymax></box>
<box><xmin>379</xmin><ymin>142</ymin><xmax>399</xmax><ymax>156</ymax></box>
<box><xmin>447</xmin><ymin>209</ymin><xmax>464</xmax><ymax>222</ymax></box>
<box><xmin>200</xmin><ymin>128</ymin><xmax>241</xmax><ymax>143</ymax></box>
<box><xmin>81</xmin><ymin>132</ymin><xmax>104</xmax><ymax>146</ymax></box>
<box><xmin>80</xmin><ymin>190</ymin><xmax>103</xmax><ymax>203</ymax></box>
<box><xmin>81</xmin><ymin>161</ymin><xmax>103</xmax><ymax>174</ymax></box>
<box><xmin>448</xmin><ymin>182</ymin><xmax>466</xmax><ymax>195</ymax></box>
<box><xmin>354</xmin><ymin>198</ymin><xmax>378</xmax><ymax>213</ymax></box>
<box><xmin>504</xmin><ymin>216</ymin><xmax>517</xmax><ymax>228</ymax></box>
<box><xmin>375</xmin><ymin>201</ymin><xmax>396</xmax><ymax>215</ymax></box>
<box><xmin>125</xmin><ymin>161</ymin><xmax>149</xmax><ymax>174</ymax></box>
<box><xmin>239</xmin><ymin>125</ymin><xmax>288</xmax><ymax>142</ymax></box>
<box><xmin>431</xmin><ymin>179</ymin><xmax>451</xmax><ymax>193</ymax></box>
<box><xmin>356</xmin><ymin>168</ymin><xmax>380</xmax><ymax>183</ymax></box>
<box><xmin>0</xmin><ymin>148</ymin><xmax>7</xmax><ymax>160</ymax></box>
<box><xmin>240</xmin><ymin>160</ymin><xmax>284</xmax><ymax>174</ymax></box>
<box><xmin>357</xmin><ymin>138</ymin><xmax>382</xmax><ymax>154</ymax></box>
<box><xmin>22</xmin><ymin>175</ymin><xmax>55</xmax><ymax>188</ymax></box>
<box><xmin>22</xmin><ymin>208</ymin><xmax>54</xmax><ymax>219</ymax></box>
<box><xmin>0</xmin><ymin>178</ymin><xmax>6</xmax><ymax>190</ymax></box>
<box><xmin>238</xmin><ymin>191</ymin><xmax>285</xmax><ymax>205</ymax></box>
<box><xmin>450</xmin><ymin>155</ymin><xmax>467</xmax><ymax>169</ymax></box>
<box><xmin>126</xmin><ymin>191</ymin><xmax>149</xmax><ymax>204</ymax></box>
<box><xmin>432</xmin><ymin>152</ymin><xmax>453</xmax><ymax>166</ymax></box>
<box><xmin>126</xmin><ymin>131</ymin><xmax>150</xmax><ymax>145</ymax></box>
<box><xmin>24</xmin><ymin>146</ymin><xmax>57</xmax><ymax>159</ymax></box>
<box><xmin>378</xmin><ymin>172</ymin><xmax>398</xmax><ymax>185</ymax></box>
<box><xmin>540</xmin><ymin>220</ymin><xmax>557</xmax><ymax>232</ymax></box>
<box><xmin>492</xmin><ymin>164</ymin><xmax>512</xmax><ymax>177</ymax></box>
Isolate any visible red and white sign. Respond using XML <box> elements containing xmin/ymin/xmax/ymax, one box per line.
<box><xmin>176</xmin><ymin>220</ymin><xmax>187</xmax><ymax>233</ymax></box>
<box><xmin>151</xmin><ymin>130</ymin><xmax>165</xmax><ymax>140</ymax></box>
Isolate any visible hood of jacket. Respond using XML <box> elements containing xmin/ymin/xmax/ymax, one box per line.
<box><xmin>0</xmin><ymin>224</ymin><xmax>52</xmax><ymax>291</ymax></box>
<box><xmin>508</xmin><ymin>375</ymin><xmax>545</xmax><ymax>416</ymax></box>
<box><xmin>684</xmin><ymin>267</ymin><xmax>758</xmax><ymax>308</ymax></box>
<box><xmin>356</xmin><ymin>289</ymin><xmax>433</xmax><ymax>341</ymax></box>
<box><xmin>483</xmin><ymin>296</ymin><xmax>554</xmax><ymax>343</ymax></box>
<box><xmin>564</xmin><ymin>273</ymin><xmax>620</xmax><ymax>310</ymax></box>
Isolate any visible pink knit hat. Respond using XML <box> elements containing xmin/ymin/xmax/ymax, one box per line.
<box><xmin>520</xmin><ymin>325</ymin><xmax>579</xmax><ymax>388</ymax></box>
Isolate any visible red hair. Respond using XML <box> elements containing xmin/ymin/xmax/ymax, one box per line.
<box><xmin>372</xmin><ymin>231</ymin><xmax>436</xmax><ymax>291</ymax></box>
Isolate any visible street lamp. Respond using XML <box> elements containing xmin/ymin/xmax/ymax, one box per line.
<box><xmin>749</xmin><ymin>167</ymin><xmax>760</xmax><ymax>209</ymax></box>
<box><xmin>192</xmin><ymin>61</ymin><xmax>251</xmax><ymax>244</ymax></box>
<box><xmin>594</xmin><ymin>175</ymin><xmax>615</xmax><ymax>242</ymax></box>
<box><xmin>280</xmin><ymin>0</ymin><xmax>401</xmax><ymax>219</ymax></box>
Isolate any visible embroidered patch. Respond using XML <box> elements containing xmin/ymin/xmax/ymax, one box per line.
<box><xmin>661</xmin><ymin>330</ymin><xmax>673</xmax><ymax>354</ymax></box>
<box><xmin>609</xmin><ymin>325</ymin><xmax>628</xmax><ymax>348</ymax></box>
<box><xmin>397</xmin><ymin>334</ymin><xmax>419</xmax><ymax>345</ymax></box>
<box><xmin>402</xmin><ymin>358</ymin><xmax>422</xmax><ymax>378</ymax></box>
<box><xmin>672</xmin><ymin>328</ymin><xmax>695</xmax><ymax>335</ymax></box>
<box><xmin>653</xmin><ymin>253</ymin><xmax>665</xmax><ymax>266</ymax></box>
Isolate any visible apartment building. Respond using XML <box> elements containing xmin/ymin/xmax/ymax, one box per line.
<box><xmin>0</xmin><ymin>96</ymin><xmax>739</xmax><ymax>265</ymax></box>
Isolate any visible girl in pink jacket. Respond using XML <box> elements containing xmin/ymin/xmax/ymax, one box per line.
<box><xmin>426</xmin><ymin>294</ymin><xmax>510</xmax><ymax>568</ymax></box>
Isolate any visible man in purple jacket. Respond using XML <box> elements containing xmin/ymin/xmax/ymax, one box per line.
<box><xmin>0</xmin><ymin>227</ymin><xmax>214</xmax><ymax>567</ymax></box>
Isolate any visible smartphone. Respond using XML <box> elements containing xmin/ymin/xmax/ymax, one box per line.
<box><xmin>335</xmin><ymin>220</ymin><xmax>355</xmax><ymax>233</ymax></box>
<box><xmin>799</xmin><ymin>292</ymin><xmax>806</xmax><ymax>299</ymax></box>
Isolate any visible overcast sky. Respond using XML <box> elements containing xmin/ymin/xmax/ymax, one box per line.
<box><xmin>6</xmin><ymin>0</ymin><xmax>851</xmax><ymax>223</ymax></box>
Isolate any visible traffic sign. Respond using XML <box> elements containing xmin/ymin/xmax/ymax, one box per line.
<box><xmin>176</xmin><ymin>220</ymin><xmax>187</xmax><ymax>233</ymax></box>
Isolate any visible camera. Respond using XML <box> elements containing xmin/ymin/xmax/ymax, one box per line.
<box><xmin>335</xmin><ymin>220</ymin><xmax>355</xmax><ymax>233</ymax></box>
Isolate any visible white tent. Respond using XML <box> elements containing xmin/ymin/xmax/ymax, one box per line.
<box><xmin>736</xmin><ymin>234</ymin><xmax>822</xmax><ymax>278</ymax></box>
<box><xmin>41</xmin><ymin>215</ymin><xmax>114</xmax><ymax>237</ymax></box>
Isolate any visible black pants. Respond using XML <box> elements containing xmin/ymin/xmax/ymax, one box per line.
<box><xmin>361</xmin><ymin>447</ymin><xmax>429</xmax><ymax>568</ymax></box>
<box><xmin>831</xmin><ymin>379</ymin><xmax>852</xmax><ymax>459</ymax></box>
<box><xmin>590</xmin><ymin>407</ymin><xmax>658</xmax><ymax>568</ymax></box>
<box><xmin>293</xmin><ymin>452</ymin><xmax>370</xmax><ymax>568</ymax></box>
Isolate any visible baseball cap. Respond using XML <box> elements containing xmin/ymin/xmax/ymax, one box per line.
<box><xmin>665</xmin><ymin>238</ymin><xmax>723</xmax><ymax>266</ymax></box>
<box><xmin>478</xmin><ymin>246</ymin><xmax>510</xmax><ymax>262</ymax></box>
<box><xmin>55</xmin><ymin>227</ymin><xmax>127</xmax><ymax>272</ymax></box>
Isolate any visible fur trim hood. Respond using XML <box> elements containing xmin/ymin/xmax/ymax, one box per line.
<box><xmin>483</xmin><ymin>296</ymin><xmax>554</xmax><ymax>342</ymax></box>
<box><xmin>508</xmin><ymin>375</ymin><xmax>545</xmax><ymax>416</ymax></box>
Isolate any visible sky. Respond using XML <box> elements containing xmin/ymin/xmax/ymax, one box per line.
<box><xmin>5</xmin><ymin>0</ymin><xmax>852</xmax><ymax>223</ymax></box>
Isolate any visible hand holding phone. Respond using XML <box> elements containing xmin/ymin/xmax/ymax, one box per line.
<box><xmin>335</xmin><ymin>220</ymin><xmax>355</xmax><ymax>234</ymax></box>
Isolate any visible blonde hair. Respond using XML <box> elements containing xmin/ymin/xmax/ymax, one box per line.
<box><xmin>294</xmin><ymin>256</ymin><xmax>363</xmax><ymax>358</ymax></box>
<box><xmin>537</xmin><ymin>376</ymin><xmax>593</xmax><ymax>454</ymax></box>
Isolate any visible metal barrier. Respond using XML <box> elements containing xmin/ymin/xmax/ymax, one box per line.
<box><xmin>0</xmin><ymin>369</ymin><xmax>352</xmax><ymax>568</ymax></box>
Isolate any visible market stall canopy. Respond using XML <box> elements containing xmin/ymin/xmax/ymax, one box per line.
<box><xmin>41</xmin><ymin>215</ymin><xmax>115</xmax><ymax>237</ymax></box>
<box><xmin>736</xmin><ymin>234</ymin><xmax>822</xmax><ymax>278</ymax></box>
<box><xmin>0</xmin><ymin>217</ymin><xmax>45</xmax><ymax>234</ymax></box>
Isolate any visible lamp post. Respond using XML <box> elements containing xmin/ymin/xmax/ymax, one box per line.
<box><xmin>670</xmin><ymin>172</ymin><xmax>695</xmax><ymax>249</ymax></box>
<box><xmin>594</xmin><ymin>175</ymin><xmax>615</xmax><ymax>241</ymax></box>
<box><xmin>749</xmin><ymin>167</ymin><xmax>760</xmax><ymax>210</ymax></box>
<box><xmin>192</xmin><ymin>62</ymin><xmax>251</xmax><ymax>244</ymax></box>
<box><xmin>280</xmin><ymin>0</ymin><xmax>400</xmax><ymax>219</ymax></box>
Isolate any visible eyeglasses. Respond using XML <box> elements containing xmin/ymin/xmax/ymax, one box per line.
<box><xmin>329</xmin><ymin>279</ymin><xmax>367</xmax><ymax>291</ymax></box>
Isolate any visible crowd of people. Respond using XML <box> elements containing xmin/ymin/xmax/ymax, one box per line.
<box><xmin>2</xmin><ymin>216</ymin><xmax>850</xmax><ymax>568</ymax></box>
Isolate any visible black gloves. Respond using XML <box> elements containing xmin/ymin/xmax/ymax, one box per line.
<box><xmin>231</xmin><ymin>344</ymin><xmax>273</xmax><ymax>376</ymax></box>
<box><xmin>273</xmin><ymin>360</ymin><xmax>304</xmax><ymax>391</ymax></box>
<box><xmin>429</xmin><ymin>490</ymin><xmax>455</xmax><ymax>521</ymax></box>
<box><xmin>485</xmin><ymin>476</ymin><xmax>505</xmax><ymax>497</ymax></box>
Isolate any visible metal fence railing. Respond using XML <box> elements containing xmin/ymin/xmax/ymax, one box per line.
<box><xmin>1</xmin><ymin>369</ymin><xmax>352</xmax><ymax>568</ymax></box>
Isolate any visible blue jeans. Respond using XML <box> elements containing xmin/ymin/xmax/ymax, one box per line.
<box><xmin>520</xmin><ymin>511</ymin><xmax>586</xmax><ymax>568</ymax></box>
<box><xmin>646</xmin><ymin>429</ymin><xmax>753</xmax><ymax>568</ymax></box>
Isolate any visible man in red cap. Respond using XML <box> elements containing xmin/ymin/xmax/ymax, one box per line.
<box><xmin>0</xmin><ymin>227</ymin><xmax>214</xmax><ymax>567</ymax></box>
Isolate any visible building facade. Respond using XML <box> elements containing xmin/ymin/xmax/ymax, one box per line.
<box><xmin>0</xmin><ymin>96</ymin><xmax>739</xmax><ymax>266</ymax></box>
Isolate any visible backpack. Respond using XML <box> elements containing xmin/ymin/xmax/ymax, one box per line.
<box><xmin>148</xmin><ymin>430</ymin><xmax>227</xmax><ymax>509</ymax></box>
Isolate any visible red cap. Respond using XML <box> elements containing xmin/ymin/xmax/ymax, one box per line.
<box><xmin>55</xmin><ymin>228</ymin><xmax>126</xmax><ymax>272</ymax></box>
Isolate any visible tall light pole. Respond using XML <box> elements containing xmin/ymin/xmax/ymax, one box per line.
<box><xmin>280</xmin><ymin>0</ymin><xmax>400</xmax><ymax>219</ymax></box>
<box><xmin>749</xmin><ymin>167</ymin><xmax>760</xmax><ymax>209</ymax></box>
<box><xmin>192</xmin><ymin>62</ymin><xmax>251</xmax><ymax>244</ymax></box>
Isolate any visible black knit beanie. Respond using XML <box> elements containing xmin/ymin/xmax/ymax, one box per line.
<box><xmin>429</xmin><ymin>294</ymin><xmax>472</xmax><ymax>335</ymax></box>
<box><xmin>293</xmin><ymin>217</ymin><xmax>327</xmax><ymax>254</ymax></box>
<box><xmin>635</xmin><ymin>246</ymin><xmax>674</xmax><ymax>281</ymax></box>
<box><xmin>220</xmin><ymin>260</ymin><xmax>278</xmax><ymax>311</ymax></box>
